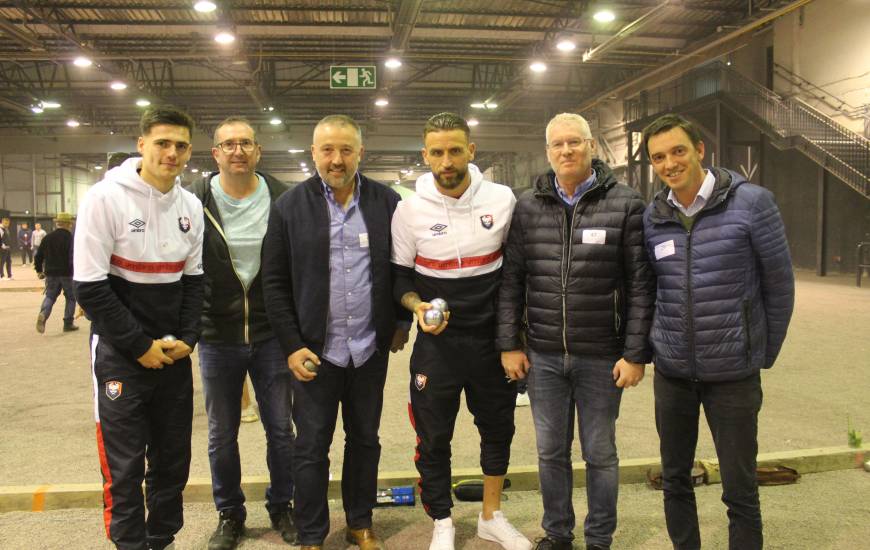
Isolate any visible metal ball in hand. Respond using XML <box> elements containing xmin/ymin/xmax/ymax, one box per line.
<box><xmin>161</xmin><ymin>334</ymin><xmax>177</xmax><ymax>342</ymax></box>
<box><xmin>423</xmin><ymin>308</ymin><xmax>444</xmax><ymax>326</ymax></box>
<box><xmin>429</xmin><ymin>298</ymin><xmax>449</xmax><ymax>312</ymax></box>
<box><xmin>302</xmin><ymin>359</ymin><xmax>318</xmax><ymax>373</ymax></box>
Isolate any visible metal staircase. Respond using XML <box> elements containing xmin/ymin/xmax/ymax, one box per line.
<box><xmin>624</xmin><ymin>62</ymin><xmax>870</xmax><ymax>199</ymax></box>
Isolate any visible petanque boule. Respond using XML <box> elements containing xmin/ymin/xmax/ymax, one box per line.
<box><xmin>161</xmin><ymin>334</ymin><xmax>177</xmax><ymax>342</ymax></box>
<box><xmin>423</xmin><ymin>308</ymin><xmax>444</xmax><ymax>326</ymax></box>
<box><xmin>429</xmin><ymin>298</ymin><xmax>449</xmax><ymax>312</ymax></box>
<box><xmin>302</xmin><ymin>359</ymin><xmax>318</xmax><ymax>373</ymax></box>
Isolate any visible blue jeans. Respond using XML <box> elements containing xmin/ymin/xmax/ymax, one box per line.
<box><xmin>40</xmin><ymin>275</ymin><xmax>76</xmax><ymax>322</ymax></box>
<box><xmin>198</xmin><ymin>337</ymin><xmax>294</xmax><ymax>521</ymax></box>
<box><xmin>292</xmin><ymin>352</ymin><xmax>388</xmax><ymax>546</ymax></box>
<box><xmin>655</xmin><ymin>371</ymin><xmax>763</xmax><ymax>550</ymax></box>
<box><xmin>528</xmin><ymin>350</ymin><xmax>623</xmax><ymax>548</ymax></box>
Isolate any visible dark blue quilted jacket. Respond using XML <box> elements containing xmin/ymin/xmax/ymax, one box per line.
<box><xmin>643</xmin><ymin>168</ymin><xmax>794</xmax><ymax>382</ymax></box>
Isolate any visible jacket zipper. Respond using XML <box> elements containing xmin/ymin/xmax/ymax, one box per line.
<box><xmin>204</xmin><ymin>207</ymin><xmax>250</xmax><ymax>345</ymax></box>
<box><xmin>560</xmin><ymin>192</ymin><xmax>591</xmax><ymax>357</ymax></box>
<box><xmin>685</xmin><ymin>228</ymin><xmax>697</xmax><ymax>380</ymax></box>
<box><xmin>613</xmin><ymin>289</ymin><xmax>621</xmax><ymax>333</ymax></box>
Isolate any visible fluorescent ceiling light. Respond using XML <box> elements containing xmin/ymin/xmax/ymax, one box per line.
<box><xmin>41</xmin><ymin>101</ymin><xmax>61</xmax><ymax>109</ymax></box>
<box><xmin>593</xmin><ymin>10</ymin><xmax>616</xmax><ymax>23</ymax></box>
<box><xmin>269</xmin><ymin>117</ymin><xmax>282</xmax><ymax>125</ymax></box>
<box><xmin>73</xmin><ymin>56</ymin><xmax>92</xmax><ymax>67</ymax></box>
<box><xmin>529</xmin><ymin>61</ymin><xmax>547</xmax><ymax>73</ymax></box>
<box><xmin>375</xmin><ymin>98</ymin><xmax>389</xmax><ymax>107</ymax></box>
<box><xmin>110</xmin><ymin>81</ymin><xmax>127</xmax><ymax>91</ymax></box>
<box><xmin>556</xmin><ymin>39</ymin><xmax>577</xmax><ymax>52</ymax></box>
<box><xmin>94</xmin><ymin>165</ymin><xmax>103</xmax><ymax>170</ymax></box>
<box><xmin>67</xmin><ymin>119</ymin><xmax>80</xmax><ymax>127</ymax></box>
<box><xmin>31</xmin><ymin>106</ymin><xmax>44</xmax><ymax>114</ymax></box>
<box><xmin>300</xmin><ymin>162</ymin><xmax>307</xmax><ymax>167</ymax></box>
<box><xmin>485</xmin><ymin>102</ymin><xmax>498</xmax><ymax>110</ymax></box>
<box><xmin>193</xmin><ymin>1</ymin><xmax>217</xmax><ymax>13</ymax></box>
<box><xmin>384</xmin><ymin>58</ymin><xmax>402</xmax><ymax>69</ymax></box>
<box><xmin>467</xmin><ymin>118</ymin><xmax>480</xmax><ymax>127</ymax></box>
<box><xmin>191</xmin><ymin>168</ymin><xmax>200</xmax><ymax>173</ymax></box>
<box><xmin>470</xmin><ymin>102</ymin><xmax>486</xmax><ymax>109</ymax></box>
<box><xmin>214</xmin><ymin>31</ymin><xmax>236</xmax><ymax>45</ymax></box>
<box><xmin>136</xmin><ymin>99</ymin><xmax>151</xmax><ymax>107</ymax></box>
<box><xmin>288</xmin><ymin>148</ymin><xmax>304</xmax><ymax>153</ymax></box>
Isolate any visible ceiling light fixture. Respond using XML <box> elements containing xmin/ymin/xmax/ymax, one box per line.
<box><xmin>467</xmin><ymin>118</ymin><xmax>480</xmax><ymax>127</ymax></box>
<box><xmin>529</xmin><ymin>61</ymin><xmax>548</xmax><ymax>73</ymax></box>
<box><xmin>374</xmin><ymin>98</ymin><xmax>389</xmax><ymax>107</ymax></box>
<box><xmin>593</xmin><ymin>10</ymin><xmax>616</xmax><ymax>23</ymax></box>
<box><xmin>384</xmin><ymin>57</ymin><xmax>402</xmax><ymax>69</ymax></box>
<box><xmin>191</xmin><ymin>168</ymin><xmax>200</xmax><ymax>173</ymax></box>
<box><xmin>73</xmin><ymin>56</ymin><xmax>92</xmax><ymax>67</ymax></box>
<box><xmin>485</xmin><ymin>102</ymin><xmax>498</xmax><ymax>110</ymax></box>
<box><xmin>31</xmin><ymin>106</ymin><xmax>44</xmax><ymax>114</ymax></box>
<box><xmin>470</xmin><ymin>102</ymin><xmax>486</xmax><ymax>109</ymax></box>
<box><xmin>269</xmin><ymin>117</ymin><xmax>282</xmax><ymax>125</ymax></box>
<box><xmin>136</xmin><ymin>98</ymin><xmax>151</xmax><ymax>107</ymax></box>
<box><xmin>67</xmin><ymin>119</ymin><xmax>80</xmax><ymax>127</ymax></box>
<box><xmin>300</xmin><ymin>162</ymin><xmax>307</xmax><ymax>167</ymax></box>
<box><xmin>214</xmin><ymin>29</ymin><xmax>236</xmax><ymax>45</ymax></box>
<box><xmin>94</xmin><ymin>165</ymin><xmax>103</xmax><ymax>170</ymax></box>
<box><xmin>41</xmin><ymin>101</ymin><xmax>61</xmax><ymax>109</ymax></box>
<box><xmin>288</xmin><ymin>148</ymin><xmax>304</xmax><ymax>153</ymax></box>
<box><xmin>556</xmin><ymin>38</ymin><xmax>577</xmax><ymax>52</ymax></box>
<box><xmin>193</xmin><ymin>1</ymin><xmax>217</xmax><ymax>13</ymax></box>
<box><xmin>110</xmin><ymin>81</ymin><xmax>127</xmax><ymax>91</ymax></box>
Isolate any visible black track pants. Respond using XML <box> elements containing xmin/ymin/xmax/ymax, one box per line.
<box><xmin>408</xmin><ymin>329</ymin><xmax>517</xmax><ymax>520</ymax></box>
<box><xmin>91</xmin><ymin>334</ymin><xmax>193</xmax><ymax>550</ymax></box>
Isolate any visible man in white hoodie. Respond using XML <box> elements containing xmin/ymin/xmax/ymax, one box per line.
<box><xmin>391</xmin><ymin>112</ymin><xmax>530</xmax><ymax>550</ymax></box>
<box><xmin>74</xmin><ymin>106</ymin><xmax>204</xmax><ymax>550</ymax></box>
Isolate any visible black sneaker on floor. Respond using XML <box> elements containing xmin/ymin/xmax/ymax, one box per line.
<box><xmin>270</xmin><ymin>506</ymin><xmax>298</xmax><ymax>544</ymax></box>
<box><xmin>208</xmin><ymin>511</ymin><xmax>244</xmax><ymax>550</ymax></box>
<box><xmin>533</xmin><ymin>537</ymin><xmax>573</xmax><ymax>550</ymax></box>
<box><xmin>63</xmin><ymin>322</ymin><xmax>79</xmax><ymax>332</ymax></box>
<box><xmin>36</xmin><ymin>313</ymin><xmax>46</xmax><ymax>334</ymax></box>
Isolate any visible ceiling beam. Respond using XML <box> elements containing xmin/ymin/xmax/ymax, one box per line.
<box><xmin>0</xmin><ymin>15</ymin><xmax>43</xmax><ymax>50</ymax></box>
<box><xmin>390</xmin><ymin>0</ymin><xmax>424</xmax><ymax>51</ymax></box>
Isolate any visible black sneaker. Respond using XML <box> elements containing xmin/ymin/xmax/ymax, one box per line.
<box><xmin>63</xmin><ymin>322</ymin><xmax>79</xmax><ymax>332</ymax></box>
<box><xmin>208</xmin><ymin>511</ymin><xmax>244</xmax><ymax>550</ymax></box>
<box><xmin>36</xmin><ymin>313</ymin><xmax>46</xmax><ymax>334</ymax></box>
<box><xmin>270</xmin><ymin>506</ymin><xmax>298</xmax><ymax>544</ymax></box>
<box><xmin>534</xmin><ymin>537</ymin><xmax>573</xmax><ymax>550</ymax></box>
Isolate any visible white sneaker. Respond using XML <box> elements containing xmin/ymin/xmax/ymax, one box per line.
<box><xmin>515</xmin><ymin>392</ymin><xmax>530</xmax><ymax>407</ymax></box>
<box><xmin>430</xmin><ymin>517</ymin><xmax>455</xmax><ymax>550</ymax></box>
<box><xmin>477</xmin><ymin>511</ymin><xmax>532</xmax><ymax>550</ymax></box>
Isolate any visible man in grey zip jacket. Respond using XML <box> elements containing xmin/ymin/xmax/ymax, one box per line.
<box><xmin>498</xmin><ymin>113</ymin><xmax>654</xmax><ymax>550</ymax></box>
<box><xmin>642</xmin><ymin>114</ymin><xmax>794</xmax><ymax>550</ymax></box>
<box><xmin>188</xmin><ymin>116</ymin><xmax>294</xmax><ymax>550</ymax></box>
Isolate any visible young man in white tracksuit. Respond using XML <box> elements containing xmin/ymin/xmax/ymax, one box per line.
<box><xmin>74</xmin><ymin>106</ymin><xmax>204</xmax><ymax>550</ymax></box>
<box><xmin>391</xmin><ymin>112</ymin><xmax>531</xmax><ymax>550</ymax></box>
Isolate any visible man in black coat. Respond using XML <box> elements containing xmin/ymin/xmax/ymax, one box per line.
<box><xmin>35</xmin><ymin>212</ymin><xmax>77</xmax><ymax>332</ymax></box>
<box><xmin>261</xmin><ymin>114</ymin><xmax>408</xmax><ymax>550</ymax></box>
<box><xmin>498</xmin><ymin>113</ymin><xmax>654</xmax><ymax>550</ymax></box>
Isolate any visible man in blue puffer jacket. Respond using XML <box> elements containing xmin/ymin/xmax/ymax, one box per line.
<box><xmin>642</xmin><ymin>114</ymin><xmax>794</xmax><ymax>550</ymax></box>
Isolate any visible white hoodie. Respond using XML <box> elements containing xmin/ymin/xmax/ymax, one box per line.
<box><xmin>391</xmin><ymin>163</ymin><xmax>515</xmax><ymax>279</ymax></box>
<box><xmin>74</xmin><ymin>156</ymin><xmax>203</xmax><ymax>285</ymax></box>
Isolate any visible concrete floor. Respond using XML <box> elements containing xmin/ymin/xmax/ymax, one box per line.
<box><xmin>1</xmin><ymin>267</ymin><xmax>869</xmax><ymax>548</ymax></box>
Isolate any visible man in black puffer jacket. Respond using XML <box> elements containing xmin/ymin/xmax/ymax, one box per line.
<box><xmin>498</xmin><ymin>113</ymin><xmax>654</xmax><ymax>550</ymax></box>
<box><xmin>642</xmin><ymin>114</ymin><xmax>794</xmax><ymax>550</ymax></box>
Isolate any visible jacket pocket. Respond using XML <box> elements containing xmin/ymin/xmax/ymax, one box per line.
<box><xmin>741</xmin><ymin>299</ymin><xmax>752</xmax><ymax>365</ymax></box>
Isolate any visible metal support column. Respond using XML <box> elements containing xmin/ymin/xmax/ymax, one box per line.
<box><xmin>816</xmin><ymin>166</ymin><xmax>827</xmax><ymax>276</ymax></box>
<box><xmin>31</xmin><ymin>155</ymin><xmax>37</xmax><ymax>217</ymax></box>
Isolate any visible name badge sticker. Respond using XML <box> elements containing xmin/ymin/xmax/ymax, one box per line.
<box><xmin>582</xmin><ymin>229</ymin><xmax>606</xmax><ymax>245</ymax></box>
<box><xmin>359</xmin><ymin>232</ymin><xmax>369</xmax><ymax>248</ymax></box>
<box><xmin>654</xmin><ymin>239</ymin><xmax>676</xmax><ymax>260</ymax></box>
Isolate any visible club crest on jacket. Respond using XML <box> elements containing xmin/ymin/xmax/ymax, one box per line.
<box><xmin>106</xmin><ymin>381</ymin><xmax>123</xmax><ymax>400</ymax></box>
<box><xmin>178</xmin><ymin>216</ymin><xmax>191</xmax><ymax>233</ymax></box>
<box><xmin>415</xmin><ymin>373</ymin><xmax>428</xmax><ymax>391</ymax></box>
<box><xmin>480</xmin><ymin>214</ymin><xmax>493</xmax><ymax>229</ymax></box>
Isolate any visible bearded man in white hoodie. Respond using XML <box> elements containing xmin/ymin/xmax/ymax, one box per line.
<box><xmin>74</xmin><ymin>106</ymin><xmax>204</xmax><ymax>550</ymax></box>
<box><xmin>391</xmin><ymin>112</ymin><xmax>531</xmax><ymax>550</ymax></box>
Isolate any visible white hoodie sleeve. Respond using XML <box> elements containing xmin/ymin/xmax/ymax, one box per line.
<box><xmin>390</xmin><ymin>200</ymin><xmax>417</xmax><ymax>268</ymax></box>
<box><xmin>183</xmin><ymin>200</ymin><xmax>204</xmax><ymax>276</ymax></box>
<box><xmin>73</xmin><ymin>185</ymin><xmax>117</xmax><ymax>283</ymax></box>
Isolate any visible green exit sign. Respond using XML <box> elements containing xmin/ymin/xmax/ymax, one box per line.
<box><xmin>330</xmin><ymin>66</ymin><xmax>377</xmax><ymax>89</ymax></box>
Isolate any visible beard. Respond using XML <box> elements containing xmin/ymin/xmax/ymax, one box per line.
<box><xmin>434</xmin><ymin>166</ymin><xmax>467</xmax><ymax>189</ymax></box>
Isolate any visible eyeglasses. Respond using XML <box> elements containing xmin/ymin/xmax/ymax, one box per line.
<box><xmin>216</xmin><ymin>139</ymin><xmax>257</xmax><ymax>154</ymax></box>
<box><xmin>547</xmin><ymin>138</ymin><xmax>591</xmax><ymax>151</ymax></box>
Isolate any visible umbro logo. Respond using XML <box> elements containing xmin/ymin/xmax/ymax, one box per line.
<box><xmin>129</xmin><ymin>219</ymin><xmax>145</xmax><ymax>233</ymax></box>
<box><xmin>430</xmin><ymin>223</ymin><xmax>447</xmax><ymax>236</ymax></box>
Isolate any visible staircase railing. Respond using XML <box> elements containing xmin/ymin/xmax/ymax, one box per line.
<box><xmin>625</xmin><ymin>62</ymin><xmax>870</xmax><ymax>198</ymax></box>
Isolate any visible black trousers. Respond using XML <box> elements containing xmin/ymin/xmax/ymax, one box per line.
<box><xmin>409</xmin><ymin>329</ymin><xmax>517</xmax><ymax>520</ymax></box>
<box><xmin>291</xmin><ymin>352</ymin><xmax>388</xmax><ymax>546</ymax></box>
<box><xmin>0</xmin><ymin>250</ymin><xmax>11</xmax><ymax>277</ymax></box>
<box><xmin>654</xmin><ymin>371</ymin><xmax>763</xmax><ymax>550</ymax></box>
<box><xmin>91</xmin><ymin>334</ymin><xmax>193</xmax><ymax>550</ymax></box>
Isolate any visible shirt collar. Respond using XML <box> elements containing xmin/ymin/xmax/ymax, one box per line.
<box><xmin>667</xmin><ymin>169</ymin><xmax>715</xmax><ymax>214</ymax></box>
<box><xmin>320</xmin><ymin>172</ymin><xmax>362</xmax><ymax>208</ymax></box>
<box><xmin>554</xmin><ymin>170</ymin><xmax>596</xmax><ymax>206</ymax></box>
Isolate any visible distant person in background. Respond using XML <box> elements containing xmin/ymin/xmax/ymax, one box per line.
<box><xmin>35</xmin><ymin>212</ymin><xmax>78</xmax><ymax>333</ymax></box>
<box><xmin>108</xmin><ymin>151</ymin><xmax>135</xmax><ymax>170</ymax></box>
<box><xmin>0</xmin><ymin>217</ymin><xmax>12</xmax><ymax>279</ymax></box>
<box><xmin>32</xmin><ymin>222</ymin><xmax>47</xmax><ymax>257</ymax></box>
<box><xmin>18</xmin><ymin>222</ymin><xmax>33</xmax><ymax>264</ymax></box>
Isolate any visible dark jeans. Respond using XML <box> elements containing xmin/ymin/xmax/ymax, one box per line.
<box><xmin>0</xmin><ymin>250</ymin><xmax>11</xmax><ymax>277</ymax></box>
<box><xmin>654</xmin><ymin>371</ymin><xmax>764</xmax><ymax>550</ymax></box>
<box><xmin>40</xmin><ymin>275</ymin><xmax>76</xmax><ymax>323</ymax></box>
<box><xmin>198</xmin><ymin>338</ymin><xmax>294</xmax><ymax>521</ymax></box>
<box><xmin>527</xmin><ymin>351</ymin><xmax>622</xmax><ymax>548</ymax></box>
<box><xmin>292</xmin><ymin>352</ymin><xmax>388</xmax><ymax>545</ymax></box>
<box><xmin>21</xmin><ymin>246</ymin><xmax>32</xmax><ymax>264</ymax></box>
